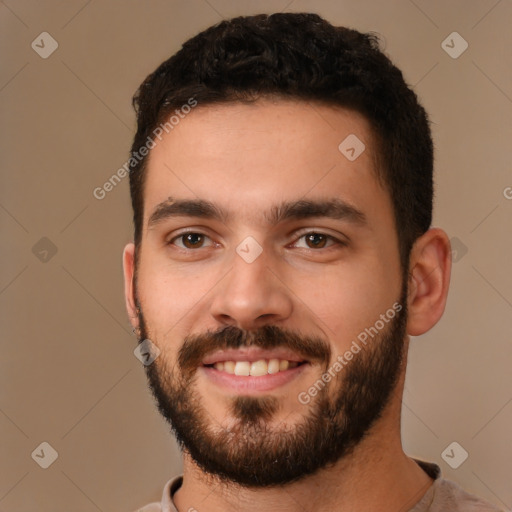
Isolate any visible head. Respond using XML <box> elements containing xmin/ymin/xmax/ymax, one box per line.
<box><xmin>129</xmin><ymin>13</ymin><xmax>434</xmax><ymax>272</ymax></box>
<box><xmin>123</xmin><ymin>13</ymin><xmax>451</xmax><ymax>487</ymax></box>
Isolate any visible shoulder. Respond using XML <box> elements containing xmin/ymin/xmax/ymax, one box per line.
<box><xmin>131</xmin><ymin>475</ymin><xmax>183</xmax><ymax>512</ymax></box>
<box><xmin>429</xmin><ymin>478</ymin><xmax>505</xmax><ymax>511</ymax></box>
<box><xmin>132</xmin><ymin>504</ymin><xmax>162</xmax><ymax>512</ymax></box>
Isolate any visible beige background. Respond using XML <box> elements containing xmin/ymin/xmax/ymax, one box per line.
<box><xmin>1</xmin><ymin>0</ymin><xmax>511</xmax><ymax>510</ymax></box>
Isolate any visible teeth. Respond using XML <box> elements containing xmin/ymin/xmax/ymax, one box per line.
<box><xmin>223</xmin><ymin>361</ymin><xmax>235</xmax><ymax>374</ymax></box>
<box><xmin>211</xmin><ymin>358</ymin><xmax>301</xmax><ymax>376</ymax></box>
<box><xmin>234</xmin><ymin>361</ymin><xmax>250</xmax><ymax>376</ymax></box>
<box><xmin>250</xmin><ymin>359</ymin><xmax>268</xmax><ymax>377</ymax></box>
<box><xmin>268</xmin><ymin>358</ymin><xmax>280</xmax><ymax>374</ymax></box>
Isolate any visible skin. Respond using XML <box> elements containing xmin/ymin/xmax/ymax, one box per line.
<box><xmin>123</xmin><ymin>99</ymin><xmax>452</xmax><ymax>511</ymax></box>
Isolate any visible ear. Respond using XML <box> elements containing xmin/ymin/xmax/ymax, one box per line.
<box><xmin>406</xmin><ymin>228</ymin><xmax>452</xmax><ymax>336</ymax></box>
<box><xmin>122</xmin><ymin>242</ymin><xmax>139</xmax><ymax>332</ymax></box>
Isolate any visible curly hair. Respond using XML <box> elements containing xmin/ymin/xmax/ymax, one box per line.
<box><xmin>129</xmin><ymin>12</ymin><xmax>433</xmax><ymax>270</ymax></box>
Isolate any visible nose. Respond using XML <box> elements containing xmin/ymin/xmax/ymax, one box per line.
<box><xmin>210</xmin><ymin>248</ymin><xmax>294</xmax><ymax>331</ymax></box>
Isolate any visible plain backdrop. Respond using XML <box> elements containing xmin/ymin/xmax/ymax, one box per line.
<box><xmin>1</xmin><ymin>1</ymin><xmax>511</xmax><ymax>510</ymax></box>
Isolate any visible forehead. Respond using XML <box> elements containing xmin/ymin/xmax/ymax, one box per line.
<box><xmin>142</xmin><ymin>99</ymin><xmax>390</xmax><ymax>229</ymax></box>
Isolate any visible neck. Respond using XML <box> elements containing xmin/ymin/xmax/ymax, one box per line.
<box><xmin>173</xmin><ymin>367</ymin><xmax>434</xmax><ymax>512</ymax></box>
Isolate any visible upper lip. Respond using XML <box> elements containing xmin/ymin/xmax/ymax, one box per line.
<box><xmin>202</xmin><ymin>348</ymin><xmax>308</xmax><ymax>366</ymax></box>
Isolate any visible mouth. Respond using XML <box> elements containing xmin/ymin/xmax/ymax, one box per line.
<box><xmin>200</xmin><ymin>348</ymin><xmax>310</xmax><ymax>392</ymax></box>
<box><xmin>203</xmin><ymin>359</ymin><xmax>306</xmax><ymax>376</ymax></box>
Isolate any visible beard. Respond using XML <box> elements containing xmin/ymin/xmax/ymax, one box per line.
<box><xmin>135</xmin><ymin>282</ymin><xmax>408</xmax><ymax>488</ymax></box>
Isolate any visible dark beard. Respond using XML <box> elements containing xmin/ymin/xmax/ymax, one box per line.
<box><xmin>136</xmin><ymin>284</ymin><xmax>408</xmax><ymax>488</ymax></box>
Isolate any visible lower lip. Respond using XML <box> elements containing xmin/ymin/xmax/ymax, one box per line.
<box><xmin>200</xmin><ymin>363</ymin><xmax>309</xmax><ymax>393</ymax></box>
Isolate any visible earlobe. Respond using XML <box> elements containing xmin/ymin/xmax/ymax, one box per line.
<box><xmin>406</xmin><ymin>228</ymin><xmax>452</xmax><ymax>336</ymax></box>
<box><xmin>122</xmin><ymin>242</ymin><xmax>140</xmax><ymax>332</ymax></box>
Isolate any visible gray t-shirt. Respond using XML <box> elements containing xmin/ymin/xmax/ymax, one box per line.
<box><xmin>134</xmin><ymin>459</ymin><xmax>506</xmax><ymax>511</ymax></box>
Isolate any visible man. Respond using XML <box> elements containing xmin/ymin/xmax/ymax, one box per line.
<box><xmin>123</xmin><ymin>13</ymin><xmax>503</xmax><ymax>512</ymax></box>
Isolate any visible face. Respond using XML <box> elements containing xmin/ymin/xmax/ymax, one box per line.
<box><xmin>128</xmin><ymin>100</ymin><xmax>407</xmax><ymax>486</ymax></box>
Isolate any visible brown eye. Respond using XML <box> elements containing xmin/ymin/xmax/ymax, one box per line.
<box><xmin>305</xmin><ymin>233</ymin><xmax>328</xmax><ymax>249</ymax></box>
<box><xmin>291</xmin><ymin>232</ymin><xmax>344</xmax><ymax>250</ymax></box>
<box><xmin>182</xmin><ymin>233</ymin><xmax>204</xmax><ymax>248</ymax></box>
<box><xmin>171</xmin><ymin>232</ymin><xmax>212</xmax><ymax>249</ymax></box>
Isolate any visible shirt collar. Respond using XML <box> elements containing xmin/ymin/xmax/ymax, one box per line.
<box><xmin>161</xmin><ymin>458</ymin><xmax>442</xmax><ymax>510</ymax></box>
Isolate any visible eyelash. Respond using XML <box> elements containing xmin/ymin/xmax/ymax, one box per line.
<box><xmin>168</xmin><ymin>230</ymin><xmax>346</xmax><ymax>251</ymax></box>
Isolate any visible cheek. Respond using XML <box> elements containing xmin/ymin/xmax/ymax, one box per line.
<box><xmin>136</xmin><ymin>256</ymin><xmax>221</xmax><ymax>333</ymax></box>
<box><xmin>289</xmin><ymin>259</ymin><xmax>399</xmax><ymax>346</ymax></box>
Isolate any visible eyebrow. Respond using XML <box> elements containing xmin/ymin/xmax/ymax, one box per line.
<box><xmin>147</xmin><ymin>196</ymin><xmax>367</xmax><ymax>229</ymax></box>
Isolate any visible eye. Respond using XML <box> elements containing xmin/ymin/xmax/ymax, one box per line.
<box><xmin>292</xmin><ymin>232</ymin><xmax>342</xmax><ymax>250</ymax></box>
<box><xmin>170</xmin><ymin>232</ymin><xmax>214</xmax><ymax>249</ymax></box>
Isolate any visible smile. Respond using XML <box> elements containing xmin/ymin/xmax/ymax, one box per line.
<box><xmin>204</xmin><ymin>359</ymin><xmax>303</xmax><ymax>376</ymax></box>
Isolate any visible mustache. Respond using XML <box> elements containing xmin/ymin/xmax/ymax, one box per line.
<box><xmin>178</xmin><ymin>324</ymin><xmax>331</xmax><ymax>374</ymax></box>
